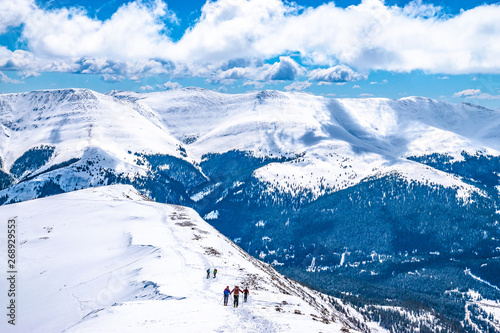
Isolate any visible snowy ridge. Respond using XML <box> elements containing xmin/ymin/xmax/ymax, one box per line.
<box><xmin>1</xmin><ymin>88</ymin><xmax>499</xmax><ymax>203</ymax></box>
<box><xmin>0</xmin><ymin>185</ymin><xmax>382</xmax><ymax>332</ymax></box>
<box><xmin>0</xmin><ymin>89</ymin><xmax>182</xmax><ymax>173</ymax></box>
<box><xmin>112</xmin><ymin>88</ymin><xmax>500</xmax><ymax>198</ymax></box>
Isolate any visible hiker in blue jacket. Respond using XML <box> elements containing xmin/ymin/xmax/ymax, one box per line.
<box><xmin>223</xmin><ymin>286</ymin><xmax>230</xmax><ymax>306</ymax></box>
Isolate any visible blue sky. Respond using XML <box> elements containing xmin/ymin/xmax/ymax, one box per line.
<box><xmin>1</xmin><ymin>0</ymin><xmax>500</xmax><ymax>108</ymax></box>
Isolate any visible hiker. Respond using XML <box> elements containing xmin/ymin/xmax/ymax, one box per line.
<box><xmin>231</xmin><ymin>285</ymin><xmax>242</xmax><ymax>307</ymax></box>
<box><xmin>206</xmin><ymin>268</ymin><xmax>210</xmax><ymax>279</ymax></box>
<box><xmin>213</xmin><ymin>268</ymin><xmax>217</xmax><ymax>278</ymax></box>
<box><xmin>223</xmin><ymin>286</ymin><xmax>230</xmax><ymax>306</ymax></box>
<box><xmin>243</xmin><ymin>287</ymin><xmax>250</xmax><ymax>302</ymax></box>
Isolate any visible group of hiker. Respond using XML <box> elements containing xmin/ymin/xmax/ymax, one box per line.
<box><xmin>224</xmin><ymin>285</ymin><xmax>250</xmax><ymax>307</ymax></box>
<box><xmin>206</xmin><ymin>268</ymin><xmax>250</xmax><ymax>307</ymax></box>
<box><xmin>207</xmin><ymin>268</ymin><xmax>217</xmax><ymax>278</ymax></box>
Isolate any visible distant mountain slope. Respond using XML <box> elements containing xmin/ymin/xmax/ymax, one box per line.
<box><xmin>111</xmin><ymin>88</ymin><xmax>500</xmax><ymax>197</ymax></box>
<box><xmin>0</xmin><ymin>185</ymin><xmax>379</xmax><ymax>332</ymax></box>
<box><xmin>0</xmin><ymin>88</ymin><xmax>183</xmax><ymax>179</ymax></box>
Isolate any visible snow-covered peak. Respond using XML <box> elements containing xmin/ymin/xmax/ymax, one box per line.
<box><xmin>0</xmin><ymin>185</ymin><xmax>379</xmax><ymax>332</ymax></box>
<box><xmin>113</xmin><ymin>88</ymin><xmax>500</xmax><ymax>158</ymax></box>
<box><xmin>0</xmin><ymin>88</ymin><xmax>183</xmax><ymax>173</ymax></box>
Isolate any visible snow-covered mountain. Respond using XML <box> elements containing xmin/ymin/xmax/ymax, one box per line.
<box><xmin>0</xmin><ymin>185</ymin><xmax>381</xmax><ymax>332</ymax></box>
<box><xmin>1</xmin><ymin>88</ymin><xmax>498</xmax><ymax>202</ymax></box>
<box><xmin>111</xmin><ymin>88</ymin><xmax>500</xmax><ymax>198</ymax></box>
<box><xmin>1</xmin><ymin>87</ymin><xmax>500</xmax><ymax>331</ymax></box>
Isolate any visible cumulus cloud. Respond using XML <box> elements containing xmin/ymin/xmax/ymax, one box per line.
<box><xmin>284</xmin><ymin>81</ymin><xmax>311</xmax><ymax>91</ymax></box>
<box><xmin>1</xmin><ymin>0</ymin><xmax>500</xmax><ymax>81</ymax></box>
<box><xmin>399</xmin><ymin>0</ymin><xmax>442</xmax><ymax>18</ymax></box>
<box><xmin>158</xmin><ymin>80</ymin><xmax>182</xmax><ymax>90</ymax></box>
<box><xmin>214</xmin><ymin>56</ymin><xmax>302</xmax><ymax>82</ymax></box>
<box><xmin>171</xmin><ymin>0</ymin><xmax>296</xmax><ymax>63</ymax></box>
<box><xmin>0</xmin><ymin>0</ymin><xmax>33</xmax><ymax>34</ymax></box>
<box><xmin>173</xmin><ymin>0</ymin><xmax>500</xmax><ymax>74</ymax></box>
<box><xmin>140</xmin><ymin>85</ymin><xmax>154</xmax><ymax>91</ymax></box>
<box><xmin>308</xmin><ymin>65</ymin><xmax>365</xmax><ymax>82</ymax></box>
<box><xmin>453</xmin><ymin>89</ymin><xmax>481</xmax><ymax>98</ymax></box>
<box><xmin>453</xmin><ymin>88</ymin><xmax>500</xmax><ymax>99</ymax></box>
<box><xmin>0</xmin><ymin>71</ymin><xmax>22</xmax><ymax>83</ymax></box>
<box><xmin>263</xmin><ymin>56</ymin><xmax>302</xmax><ymax>80</ymax></box>
<box><xmin>22</xmin><ymin>0</ymin><xmax>175</xmax><ymax>60</ymax></box>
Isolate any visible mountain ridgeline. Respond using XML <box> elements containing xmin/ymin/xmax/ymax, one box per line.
<box><xmin>1</xmin><ymin>88</ymin><xmax>500</xmax><ymax>332</ymax></box>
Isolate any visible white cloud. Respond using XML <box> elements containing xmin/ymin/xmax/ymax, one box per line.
<box><xmin>140</xmin><ymin>85</ymin><xmax>154</xmax><ymax>91</ymax></box>
<box><xmin>453</xmin><ymin>89</ymin><xmax>481</xmax><ymax>97</ymax></box>
<box><xmin>453</xmin><ymin>88</ymin><xmax>500</xmax><ymax>99</ymax></box>
<box><xmin>284</xmin><ymin>81</ymin><xmax>311</xmax><ymax>91</ymax></box>
<box><xmin>19</xmin><ymin>70</ymin><xmax>41</xmax><ymax>79</ymax></box>
<box><xmin>171</xmin><ymin>0</ymin><xmax>296</xmax><ymax>63</ymax></box>
<box><xmin>353</xmin><ymin>85</ymin><xmax>361</xmax><ymax>89</ymax></box>
<box><xmin>263</xmin><ymin>56</ymin><xmax>302</xmax><ymax>80</ymax></box>
<box><xmin>158</xmin><ymin>80</ymin><xmax>182</xmax><ymax>90</ymax></box>
<box><xmin>0</xmin><ymin>71</ymin><xmax>22</xmax><ymax>83</ymax></box>
<box><xmin>174</xmin><ymin>0</ymin><xmax>500</xmax><ymax>74</ymax></box>
<box><xmin>243</xmin><ymin>80</ymin><xmax>266</xmax><ymax>89</ymax></box>
<box><xmin>308</xmin><ymin>65</ymin><xmax>365</xmax><ymax>82</ymax></box>
<box><xmin>0</xmin><ymin>0</ymin><xmax>33</xmax><ymax>34</ymax></box>
<box><xmin>370</xmin><ymin>79</ymin><xmax>388</xmax><ymax>84</ymax></box>
<box><xmin>102</xmin><ymin>73</ymin><xmax>125</xmax><ymax>82</ymax></box>
<box><xmin>399</xmin><ymin>0</ymin><xmax>442</xmax><ymax>18</ymax></box>
<box><xmin>214</xmin><ymin>56</ymin><xmax>302</xmax><ymax>82</ymax></box>
<box><xmin>22</xmin><ymin>0</ymin><xmax>175</xmax><ymax>60</ymax></box>
<box><xmin>359</xmin><ymin>93</ymin><xmax>374</xmax><ymax>97</ymax></box>
<box><xmin>2</xmin><ymin>0</ymin><xmax>500</xmax><ymax>81</ymax></box>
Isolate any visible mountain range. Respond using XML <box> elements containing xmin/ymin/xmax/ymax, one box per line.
<box><xmin>1</xmin><ymin>88</ymin><xmax>500</xmax><ymax>331</ymax></box>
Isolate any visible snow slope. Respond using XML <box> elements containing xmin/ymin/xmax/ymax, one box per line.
<box><xmin>0</xmin><ymin>185</ymin><xmax>382</xmax><ymax>332</ymax></box>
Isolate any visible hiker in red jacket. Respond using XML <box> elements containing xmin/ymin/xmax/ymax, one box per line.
<box><xmin>243</xmin><ymin>287</ymin><xmax>250</xmax><ymax>302</ymax></box>
<box><xmin>230</xmin><ymin>286</ymin><xmax>242</xmax><ymax>307</ymax></box>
